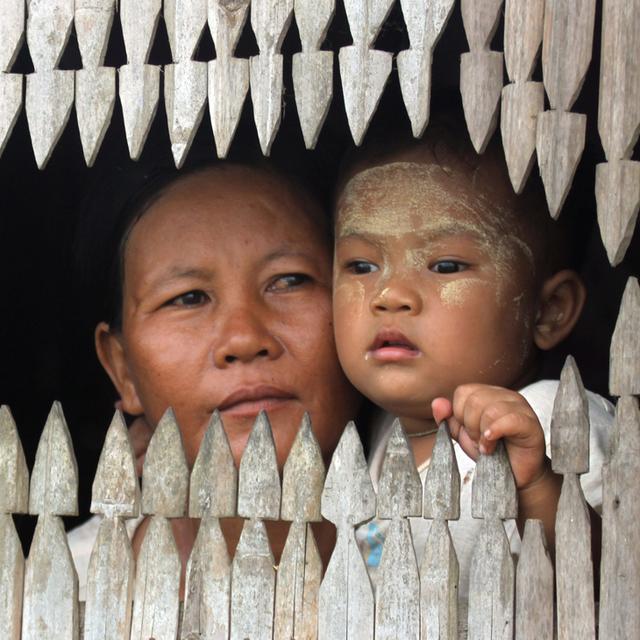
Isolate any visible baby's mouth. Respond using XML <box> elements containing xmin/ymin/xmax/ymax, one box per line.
<box><xmin>368</xmin><ymin>330</ymin><xmax>421</xmax><ymax>360</ymax></box>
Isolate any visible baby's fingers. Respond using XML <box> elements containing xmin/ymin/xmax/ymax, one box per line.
<box><xmin>481</xmin><ymin>410</ymin><xmax>544</xmax><ymax>454</ymax></box>
<box><xmin>431</xmin><ymin>397</ymin><xmax>480</xmax><ymax>460</ymax></box>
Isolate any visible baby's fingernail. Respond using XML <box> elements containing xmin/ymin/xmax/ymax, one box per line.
<box><xmin>479</xmin><ymin>443</ymin><xmax>487</xmax><ymax>455</ymax></box>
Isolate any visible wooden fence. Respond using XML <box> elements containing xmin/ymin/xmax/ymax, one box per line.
<box><xmin>0</xmin><ymin>277</ymin><xmax>638</xmax><ymax>639</ymax></box>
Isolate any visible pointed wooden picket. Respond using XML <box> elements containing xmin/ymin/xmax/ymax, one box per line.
<box><xmin>0</xmin><ymin>73</ymin><xmax>22</xmax><ymax>156</ymax></box>
<box><xmin>0</xmin><ymin>405</ymin><xmax>29</xmax><ymax>514</ymax></box>
<box><xmin>423</xmin><ymin>421</ymin><xmax>460</xmax><ymax>521</ymax></box>
<box><xmin>208</xmin><ymin>0</ymin><xmax>250</xmax><ymax>158</ymax></box>
<box><xmin>397</xmin><ymin>0</ymin><xmax>455</xmax><ymax>137</ymax></box>
<box><xmin>500</xmin><ymin>0</ymin><xmax>545</xmax><ymax>192</ymax></box>
<box><xmin>609</xmin><ymin>277</ymin><xmax>640</xmax><ymax>396</ymax></box>
<box><xmin>460</xmin><ymin>0</ymin><xmax>504</xmax><ymax>154</ymax></box>
<box><xmin>292</xmin><ymin>0</ymin><xmax>334</xmax><ymax>148</ymax></box>
<box><xmin>319</xmin><ymin>421</ymin><xmax>376</xmax><ymax>639</ymax></box>
<box><xmin>0</xmin><ymin>0</ymin><xmax>24</xmax><ymax>156</ymax></box>
<box><xmin>339</xmin><ymin>0</ymin><xmax>395</xmax><ymax>145</ymax></box>
<box><xmin>537</xmin><ymin>0</ymin><xmax>596</xmax><ymax>217</ymax></box>
<box><xmin>471</xmin><ymin>441</ymin><xmax>517</xmax><ymax>521</ymax></box>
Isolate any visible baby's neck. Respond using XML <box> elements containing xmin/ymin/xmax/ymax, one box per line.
<box><xmin>399</xmin><ymin>416</ymin><xmax>439</xmax><ymax>469</ymax></box>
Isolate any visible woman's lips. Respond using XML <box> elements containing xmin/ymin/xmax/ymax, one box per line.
<box><xmin>368</xmin><ymin>329</ymin><xmax>421</xmax><ymax>361</ymax></box>
<box><xmin>218</xmin><ymin>385</ymin><xmax>297</xmax><ymax>417</ymax></box>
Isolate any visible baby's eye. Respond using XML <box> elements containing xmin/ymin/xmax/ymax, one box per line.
<box><xmin>166</xmin><ymin>290</ymin><xmax>209</xmax><ymax>307</ymax></box>
<box><xmin>430</xmin><ymin>260</ymin><xmax>468</xmax><ymax>274</ymax></box>
<box><xmin>346</xmin><ymin>260</ymin><xmax>379</xmax><ymax>275</ymax></box>
<box><xmin>268</xmin><ymin>273</ymin><xmax>311</xmax><ymax>292</ymax></box>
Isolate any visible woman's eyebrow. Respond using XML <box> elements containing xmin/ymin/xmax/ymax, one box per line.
<box><xmin>259</xmin><ymin>247</ymin><xmax>319</xmax><ymax>266</ymax></box>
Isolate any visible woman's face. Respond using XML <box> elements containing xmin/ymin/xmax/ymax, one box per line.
<box><xmin>96</xmin><ymin>167</ymin><xmax>361</xmax><ymax>466</ymax></box>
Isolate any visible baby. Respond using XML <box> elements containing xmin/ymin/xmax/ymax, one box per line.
<box><xmin>332</xmin><ymin>121</ymin><xmax>612</xmax><ymax>594</ymax></box>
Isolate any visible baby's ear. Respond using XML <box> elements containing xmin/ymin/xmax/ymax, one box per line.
<box><xmin>95</xmin><ymin>322</ymin><xmax>145</xmax><ymax>416</ymax></box>
<box><xmin>533</xmin><ymin>269</ymin><xmax>586</xmax><ymax>351</ymax></box>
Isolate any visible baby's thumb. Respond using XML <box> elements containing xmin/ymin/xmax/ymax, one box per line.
<box><xmin>432</xmin><ymin>397</ymin><xmax>479</xmax><ymax>461</ymax></box>
<box><xmin>431</xmin><ymin>397</ymin><xmax>453</xmax><ymax>425</ymax></box>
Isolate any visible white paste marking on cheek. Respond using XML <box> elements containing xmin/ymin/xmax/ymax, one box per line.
<box><xmin>438</xmin><ymin>278</ymin><xmax>479</xmax><ymax>307</ymax></box>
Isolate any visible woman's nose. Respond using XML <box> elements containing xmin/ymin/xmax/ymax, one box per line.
<box><xmin>371</xmin><ymin>282</ymin><xmax>422</xmax><ymax>315</ymax></box>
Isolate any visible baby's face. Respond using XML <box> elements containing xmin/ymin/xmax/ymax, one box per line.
<box><xmin>111</xmin><ymin>168</ymin><xmax>359</xmax><ymax>466</ymax></box>
<box><xmin>333</xmin><ymin>162</ymin><xmax>539</xmax><ymax>424</ymax></box>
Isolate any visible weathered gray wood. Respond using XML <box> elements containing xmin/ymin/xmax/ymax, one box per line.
<box><xmin>182</xmin><ymin>516</ymin><xmax>231</xmax><ymax>640</ymax></box>
<box><xmin>189</xmin><ymin>410</ymin><xmax>237</xmax><ymax>519</ymax></box>
<box><xmin>91</xmin><ymin>411</ymin><xmax>140</xmax><ymax>518</ymax></box>
<box><xmin>377</xmin><ymin>419</ymin><xmax>422</xmax><ymax>518</ymax></box>
<box><xmin>319</xmin><ymin>421</ymin><xmax>376</xmax><ymax>639</ymax></box>
<box><xmin>0</xmin><ymin>0</ymin><xmax>25</xmax><ymax>73</ymax></box>
<box><xmin>237</xmin><ymin>411</ymin><xmax>281</xmax><ymax>520</ymax></box>
<box><xmin>339</xmin><ymin>0</ymin><xmax>394</xmax><ymax>145</ymax></box>
<box><xmin>460</xmin><ymin>0</ymin><xmax>504</xmax><ymax>153</ymax></box>
<box><xmin>230</xmin><ymin>518</ymin><xmax>276</xmax><ymax>640</ymax></box>
<box><xmin>471</xmin><ymin>441</ymin><xmax>517</xmax><ymax>520</ymax></box>
<box><xmin>0</xmin><ymin>73</ymin><xmax>22</xmax><ymax>156</ymax></box>
<box><xmin>467</xmin><ymin>518</ymin><xmax>514</xmax><ymax>640</ymax></box>
<box><xmin>503</xmin><ymin>0</ymin><xmax>544</xmax><ymax>83</ymax></box>
<box><xmin>26</xmin><ymin>0</ymin><xmax>74</xmax><ymax>71</ymax></box>
<box><xmin>375</xmin><ymin>518</ymin><xmax>420</xmax><ymax>640</ymax></box>
<box><xmin>423</xmin><ymin>420</ymin><xmax>460</xmax><ymax>521</ymax></box>
<box><xmin>75</xmin><ymin>0</ymin><xmax>114</xmax><ymax>69</ymax></box>
<box><xmin>29</xmin><ymin>401</ymin><xmax>78</xmax><ymax>516</ymax></box>
<box><xmin>165</xmin><ymin>0</ymin><xmax>206</xmax><ymax>63</ymax></box>
<box><xmin>141</xmin><ymin>408</ymin><xmax>189</xmax><ymax>518</ymax></box>
<box><xmin>609</xmin><ymin>277</ymin><xmax>640</xmax><ymax>396</ymax></box>
<box><xmin>515</xmin><ymin>519</ymin><xmax>553</xmax><ymax>640</ymax></box>
<box><xmin>0</xmin><ymin>405</ymin><xmax>29</xmax><ymax>514</ymax></box>
<box><xmin>83</xmin><ymin>518</ymin><xmax>134</xmax><ymax>640</ymax></box>
<box><xmin>599</xmin><ymin>396</ymin><xmax>640</xmax><ymax>639</ymax></box>
<box><xmin>420</xmin><ymin>519</ymin><xmax>459</xmax><ymax>640</ymax></box>
<box><xmin>555</xmin><ymin>473</ymin><xmax>595</xmax><ymax>639</ymax></box>
<box><xmin>0</xmin><ymin>513</ymin><xmax>24</xmax><ymax>640</ymax></box>
<box><xmin>397</xmin><ymin>0</ymin><xmax>455</xmax><ymax>137</ymax></box>
<box><xmin>120</xmin><ymin>0</ymin><xmax>161</xmax><ymax>65</ymax></box>
<box><xmin>130</xmin><ymin>516</ymin><xmax>181</xmax><ymax>640</ymax></box>
<box><xmin>22</xmin><ymin>513</ymin><xmax>79</xmax><ymax>640</ymax></box>
<box><xmin>550</xmin><ymin>355</ymin><xmax>590</xmax><ymax>475</ymax></box>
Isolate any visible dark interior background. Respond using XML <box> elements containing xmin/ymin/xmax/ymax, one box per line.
<box><xmin>2</xmin><ymin>3</ymin><xmax>638</xmax><ymax>549</ymax></box>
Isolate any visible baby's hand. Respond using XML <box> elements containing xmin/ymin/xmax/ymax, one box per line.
<box><xmin>432</xmin><ymin>384</ymin><xmax>547</xmax><ymax>490</ymax></box>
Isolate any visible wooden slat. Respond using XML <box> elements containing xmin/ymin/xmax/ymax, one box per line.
<box><xmin>0</xmin><ymin>405</ymin><xmax>29</xmax><ymax>514</ymax></box>
<box><xmin>609</xmin><ymin>277</ymin><xmax>640</xmax><ymax>396</ymax></box>
<box><xmin>208</xmin><ymin>0</ymin><xmax>250</xmax><ymax>158</ymax></box>
<box><xmin>536</xmin><ymin>0</ymin><xmax>596</xmax><ymax>217</ymax></box>
<box><xmin>339</xmin><ymin>0</ymin><xmax>394</xmax><ymax>145</ymax></box>
<box><xmin>599</xmin><ymin>396</ymin><xmax>640</xmax><ymax>639</ymax></box>
<box><xmin>471</xmin><ymin>441</ymin><xmax>517</xmax><ymax>520</ymax></box>
<box><xmin>0</xmin><ymin>73</ymin><xmax>23</xmax><ymax>156</ymax></box>
<box><xmin>460</xmin><ymin>0</ymin><xmax>504</xmax><ymax>153</ymax></box>
<box><xmin>26</xmin><ymin>0</ymin><xmax>74</xmax><ymax>71</ymax></box>
<box><xmin>318</xmin><ymin>421</ymin><xmax>376</xmax><ymax>639</ymax></box>
<box><xmin>397</xmin><ymin>0</ymin><xmax>455</xmax><ymax>137</ymax></box>
<box><xmin>500</xmin><ymin>0</ymin><xmax>544</xmax><ymax>192</ymax></box>
<box><xmin>515</xmin><ymin>519</ymin><xmax>553</xmax><ymax>640</ymax></box>
<box><xmin>292</xmin><ymin>0</ymin><xmax>334</xmax><ymax>148</ymax></box>
<box><xmin>423</xmin><ymin>420</ymin><xmax>460</xmax><ymax>521</ymax></box>
<box><xmin>0</xmin><ymin>0</ymin><xmax>25</xmax><ymax>73</ymax></box>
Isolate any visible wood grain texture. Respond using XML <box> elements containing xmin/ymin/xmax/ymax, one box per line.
<box><xmin>599</xmin><ymin>396</ymin><xmax>640</xmax><ymax>639</ymax></box>
<box><xmin>26</xmin><ymin>0</ymin><xmax>74</xmax><ymax>71</ymax></box>
<box><xmin>0</xmin><ymin>73</ymin><xmax>22</xmax><ymax>156</ymax></box>
<box><xmin>550</xmin><ymin>355</ymin><xmax>590</xmax><ymax>475</ymax></box>
<box><xmin>164</xmin><ymin>0</ymin><xmax>207</xmax><ymax>63</ymax></box>
<box><xmin>460</xmin><ymin>0</ymin><xmax>504</xmax><ymax>50</ymax></box>
<box><xmin>555</xmin><ymin>473</ymin><xmax>595</xmax><ymax>640</ymax></box>
<box><xmin>75</xmin><ymin>0</ymin><xmax>114</xmax><ymax>69</ymax></box>
<box><xmin>504</xmin><ymin>0</ymin><xmax>544</xmax><ymax>83</ymax></box>
<box><xmin>609</xmin><ymin>277</ymin><xmax>640</xmax><ymax>396</ymax></box>
<box><xmin>120</xmin><ymin>0</ymin><xmax>161</xmax><ymax>64</ymax></box>
<box><xmin>423</xmin><ymin>420</ymin><xmax>460</xmax><ymax>521</ymax></box>
<box><xmin>295</xmin><ymin>0</ymin><xmax>334</xmax><ymax>50</ymax></box>
<box><xmin>515</xmin><ymin>519</ymin><xmax>553</xmax><ymax>640</ymax></box>
<box><xmin>471</xmin><ymin>441</ymin><xmax>517</xmax><ymax>520</ymax></box>
<box><xmin>0</xmin><ymin>513</ymin><xmax>24</xmax><ymax>640</ymax></box>
<box><xmin>0</xmin><ymin>405</ymin><xmax>29</xmax><ymax>514</ymax></box>
<box><xmin>0</xmin><ymin>0</ymin><xmax>25</xmax><ymax>72</ymax></box>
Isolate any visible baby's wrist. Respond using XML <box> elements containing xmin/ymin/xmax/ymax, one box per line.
<box><xmin>517</xmin><ymin>457</ymin><xmax>561</xmax><ymax>507</ymax></box>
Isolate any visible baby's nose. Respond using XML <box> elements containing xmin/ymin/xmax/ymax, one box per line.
<box><xmin>371</xmin><ymin>283</ymin><xmax>422</xmax><ymax>314</ymax></box>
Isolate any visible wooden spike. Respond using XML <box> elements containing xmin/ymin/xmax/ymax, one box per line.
<box><xmin>596</xmin><ymin>161</ymin><xmax>640</xmax><ymax>266</ymax></box>
<box><xmin>321</xmin><ymin>421</ymin><xmax>376</xmax><ymax>527</ymax></box>
<box><xmin>0</xmin><ymin>0</ymin><xmax>25</xmax><ymax>73</ymax></box>
<box><xmin>467</xmin><ymin>518</ymin><xmax>514</xmax><ymax>640</ymax></box>
<box><xmin>182</xmin><ymin>516</ymin><xmax>231</xmax><ymax>640</ymax></box>
<box><xmin>141</xmin><ymin>408</ymin><xmax>189</xmax><ymax>517</ymax></box>
<box><xmin>165</xmin><ymin>61</ymin><xmax>208</xmax><ymax>168</ymax></box>
<box><xmin>91</xmin><ymin>411</ymin><xmax>140</xmax><ymax>518</ymax></box>
<box><xmin>423</xmin><ymin>420</ymin><xmax>460</xmax><ymax>521</ymax></box>
<box><xmin>377</xmin><ymin>419</ymin><xmax>422</xmax><ymax>519</ymax></box>
<box><xmin>0</xmin><ymin>513</ymin><xmax>24</xmax><ymax>640</ymax></box>
<box><xmin>295</xmin><ymin>0</ymin><xmax>335</xmax><ymax>51</ymax></box>
<box><xmin>343</xmin><ymin>0</ymin><xmax>395</xmax><ymax>47</ymax></box>
<box><xmin>164</xmin><ymin>0</ymin><xmax>207</xmax><ymax>63</ymax></box>
<box><xmin>25</xmin><ymin>69</ymin><xmax>74</xmax><ymax>169</ymax></box>
<box><xmin>75</xmin><ymin>0</ymin><xmax>115</xmax><ymax>68</ymax></box>
<box><xmin>0</xmin><ymin>73</ymin><xmax>22</xmax><ymax>156</ymax></box>
<box><xmin>189</xmin><ymin>410</ymin><xmax>237</xmax><ymax>519</ymax></box>
<box><xmin>22</xmin><ymin>514</ymin><xmax>79</xmax><ymax>640</ymax></box>
<box><xmin>401</xmin><ymin>0</ymin><xmax>455</xmax><ymax>50</ymax></box>
<box><xmin>230</xmin><ymin>518</ymin><xmax>276</xmax><ymax>640</ymax></box>
<box><xmin>208</xmin><ymin>0</ymin><xmax>250</xmax><ymax>57</ymax></box>
<box><xmin>503</xmin><ymin>0</ymin><xmax>544</xmax><ymax>83</ymax></box>
<box><xmin>551</xmin><ymin>356</ymin><xmax>590</xmax><ymax>474</ymax></box>
<box><xmin>237</xmin><ymin>411</ymin><xmax>281</xmax><ymax>520</ymax></box>
<box><xmin>83</xmin><ymin>518</ymin><xmax>134</xmax><ymax>640</ymax></box>
<box><xmin>420</xmin><ymin>519</ymin><xmax>459</xmax><ymax>640</ymax></box>
<box><xmin>281</xmin><ymin>413</ymin><xmax>325</xmax><ymax>523</ymax></box>
<box><xmin>471</xmin><ymin>441</ymin><xmax>517</xmax><ymax>520</ymax></box>
<box><xmin>555</xmin><ymin>473</ymin><xmax>595</xmax><ymax>639</ymax></box>
<box><xmin>249</xmin><ymin>53</ymin><xmax>284</xmax><ymax>156</ymax></box>
<box><xmin>274</xmin><ymin>521</ymin><xmax>322</xmax><ymax>640</ymax></box>
<box><xmin>610</xmin><ymin>277</ymin><xmax>640</xmax><ymax>396</ymax></box>
<box><xmin>460</xmin><ymin>0</ymin><xmax>504</xmax><ymax>51</ymax></box>
<box><xmin>318</xmin><ymin>527</ymin><xmax>375</xmax><ymax>639</ymax></box>
<box><xmin>26</xmin><ymin>0</ymin><xmax>74</xmax><ymax>71</ymax></box>
<box><xmin>29</xmin><ymin>401</ymin><xmax>78</xmax><ymax>516</ymax></box>
<box><xmin>375</xmin><ymin>518</ymin><xmax>420</xmax><ymax>640</ymax></box>
<box><xmin>120</xmin><ymin>0</ymin><xmax>161</xmax><ymax>64</ymax></box>
<box><xmin>515</xmin><ymin>519</ymin><xmax>553</xmax><ymax>640</ymax></box>
<box><xmin>0</xmin><ymin>405</ymin><xmax>29</xmax><ymax>514</ymax></box>
<box><xmin>536</xmin><ymin>109</ymin><xmax>586</xmax><ymax>218</ymax></box>
<box><xmin>541</xmin><ymin>0</ymin><xmax>596</xmax><ymax>112</ymax></box>
<box><xmin>599</xmin><ymin>396</ymin><xmax>640</xmax><ymax>638</ymax></box>
<box><xmin>251</xmin><ymin>0</ymin><xmax>293</xmax><ymax>53</ymax></box>
<box><xmin>130</xmin><ymin>516</ymin><xmax>181</xmax><ymax>640</ymax></box>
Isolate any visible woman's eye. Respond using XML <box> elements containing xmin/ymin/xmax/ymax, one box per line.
<box><xmin>268</xmin><ymin>273</ymin><xmax>311</xmax><ymax>291</ymax></box>
<box><xmin>430</xmin><ymin>260</ymin><xmax>468</xmax><ymax>274</ymax></box>
<box><xmin>346</xmin><ymin>260</ymin><xmax>379</xmax><ymax>275</ymax></box>
<box><xmin>167</xmin><ymin>290</ymin><xmax>208</xmax><ymax>307</ymax></box>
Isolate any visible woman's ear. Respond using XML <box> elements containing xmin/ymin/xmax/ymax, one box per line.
<box><xmin>95</xmin><ymin>322</ymin><xmax>144</xmax><ymax>415</ymax></box>
<box><xmin>533</xmin><ymin>269</ymin><xmax>586</xmax><ymax>351</ymax></box>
